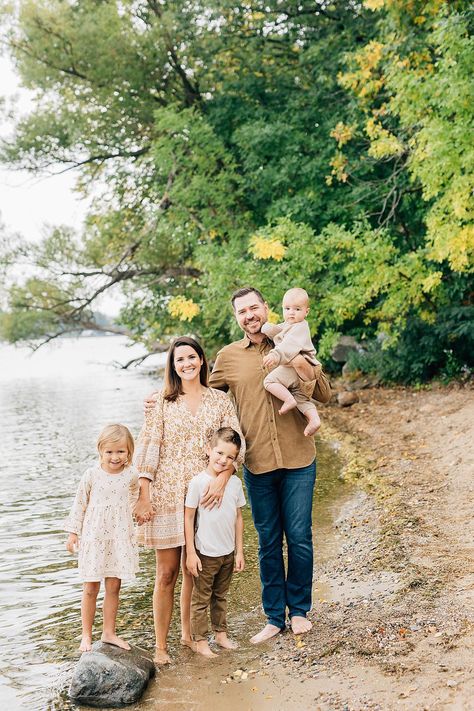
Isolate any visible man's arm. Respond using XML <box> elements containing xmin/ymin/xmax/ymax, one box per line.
<box><xmin>209</xmin><ymin>348</ymin><xmax>229</xmax><ymax>392</ymax></box>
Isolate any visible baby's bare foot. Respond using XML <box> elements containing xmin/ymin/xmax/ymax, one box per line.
<box><xmin>79</xmin><ymin>635</ymin><xmax>92</xmax><ymax>652</ymax></box>
<box><xmin>101</xmin><ymin>633</ymin><xmax>131</xmax><ymax>650</ymax></box>
<box><xmin>303</xmin><ymin>411</ymin><xmax>321</xmax><ymax>436</ymax></box>
<box><xmin>153</xmin><ymin>647</ymin><xmax>172</xmax><ymax>665</ymax></box>
<box><xmin>194</xmin><ymin>640</ymin><xmax>217</xmax><ymax>657</ymax></box>
<box><xmin>215</xmin><ymin>632</ymin><xmax>238</xmax><ymax>649</ymax></box>
<box><xmin>279</xmin><ymin>395</ymin><xmax>297</xmax><ymax>415</ymax></box>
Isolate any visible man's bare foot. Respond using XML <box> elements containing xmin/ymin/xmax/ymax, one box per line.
<box><xmin>193</xmin><ymin>640</ymin><xmax>217</xmax><ymax>657</ymax></box>
<box><xmin>279</xmin><ymin>395</ymin><xmax>297</xmax><ymax>415</ymax></box>
<box><xmin>291</xmin><ymin>616</ymin><xmax>312</xmax><ymax>634</ymax></box>
<box><xmin>153</xmin><ymin>647</ymin><xmax>172</xmax><ymax>665</ymax></box>
<box><xmin>250</xmin><ymin>624</ymin><xmax>282</xmax><ymax>644</ymax></box>
<box><xmin>79</xmin><ymin>635</ymin><xmax>92</xmax><ymax>652</ymax></box>
<box><xmin>101</xmin><ymin>633</ymin><xmax>131</xmax><ymax>650</ymax></box>
<box><xmin>215</xmin><ymin>631</ymin><xmax>238</xmax><ymax>649</ymax></box>
<box><xmin>303</xmin><ymin>410</ymin><xmax>321</xmax><ymax>437</ymax></box>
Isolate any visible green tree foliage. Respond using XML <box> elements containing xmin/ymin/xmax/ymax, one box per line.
<box><xmin>0</xmin><ymin>0</ymin><xmax>472</xmax><ymax>380</ymax></box>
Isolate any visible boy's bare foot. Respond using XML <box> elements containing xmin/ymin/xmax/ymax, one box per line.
<box><xmin>250</xmin><ymin>624</ymin><xmax>281</xmax><ymax>644</ymax></box>
<box><xmin>79</xmin><ymin>635</ymin><xmax>92</xmax><ymax>652</ymax></box>
<box><xmin>303</xmin><ymin>410</ymin><xmax>321</xmax><ymax>437</ymax></box>
<box><xmin>215</xmin><ymin>631</ymin><xmax>238</xmax><ymax>649</ymax></box>
<box><xmin>101</xmin><ymin>633</ymin><xmax>131</xmax><ymax>650</ymax></box>
<box><xmin>291</xmin><ymin>616</ymin><xmax>312</xmax><ymax>634</ymax></box>
<box><xmin>153</xmin><ymin>647</ymin><xmax>172</xmax><ymax>665</ymax></box>
<box><xmin>193</xmin><ymin>640</ymin><xmax>217</xmax><ymax>657</ymax></box>
<box><xmin>279</xmin><ymin>395</ymin><xmax>297</xmax><ymax>415</ymax></box>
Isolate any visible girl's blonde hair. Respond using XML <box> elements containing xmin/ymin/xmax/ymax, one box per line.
<box><xmin>97</xmin><ymin>424</ymin><xmax>135</xmax><ymax>461</ymax></box>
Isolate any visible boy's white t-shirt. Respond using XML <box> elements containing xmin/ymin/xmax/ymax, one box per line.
<box><xmin>185</xmin><ymin>471</ymin><xmax>246</xmax><ymax>557</ymax></box>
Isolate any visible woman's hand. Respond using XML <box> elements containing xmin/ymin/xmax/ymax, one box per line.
<box><xmin>66</xmin><ymin>533</ymin><xmax>78</xmax><ymax>554</ymax></box>
<box><xmin>144</xmin><ymin>391</ymin><xmax>159</xmax><ymax>414</ymax></box>
<box><xmin>186</xmin><ymin>552</ymin><xmax>202</xmax><ymax>578</ymax></box>
<box><xmin>200</xmin><ymin>467</ymin><xmax>233</xmax><ymax>510</ymax></box>
<box><xmin>133</xmin><ymin>499</ymin><xmax>153</xmax><ymax>525</ymax></box>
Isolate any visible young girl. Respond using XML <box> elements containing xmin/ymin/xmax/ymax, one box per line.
<box><xmin>64</xmin><ymin>424</ymin><xmax>139</xmax><ymax>652</ymax></box>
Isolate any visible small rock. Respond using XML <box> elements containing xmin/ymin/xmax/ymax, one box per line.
<box><xmin>69</xmin><ymin>642</ymin><xmax>155</xmax><ymax>708</ymax></box>
<box><xmin>337</xmin><ymin>391</ymin><xmax>360</xmax><ymax>407</ymax></box>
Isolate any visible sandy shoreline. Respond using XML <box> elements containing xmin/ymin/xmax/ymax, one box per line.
<box><xmin>128</xmin><ymin>384</ymin><xmax>473</xmax><ymax>711</ymax></box>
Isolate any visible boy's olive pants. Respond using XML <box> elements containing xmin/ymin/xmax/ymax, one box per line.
<box><xmin>191</xmin><ymin>550</ymin><xmax>234</xmax><ymax>641</ymax></box>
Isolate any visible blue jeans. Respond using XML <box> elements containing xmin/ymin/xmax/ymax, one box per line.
<box><xmin>243</xmin><ymin>461</ymin><xmax>316</xmax><ymax>629</ymax></box>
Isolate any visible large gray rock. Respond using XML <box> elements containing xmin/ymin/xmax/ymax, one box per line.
<box><xmin>69</xmin><ymin>641</ymin><xmax>155</xmax><ymax>708</ymax></box>
<box><xmin>331</xmin><ymin>336</ymin><xmax>363</xmax><ymax>363</ymax></box>
<box><xmin>337</xmin><ymin>391</ymin><xmax>360</xmax><ymax>407</ymax></box>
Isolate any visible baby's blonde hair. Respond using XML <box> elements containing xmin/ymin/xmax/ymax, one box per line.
<box><xmin>97</xmin><ymin>424</ymin><xmax>135</xmax><ymax>461</ymax></box>
<box><xmin>284</xmin><ymin>287</ymin><xmax>310</xmax><ymax>306</ymax></box>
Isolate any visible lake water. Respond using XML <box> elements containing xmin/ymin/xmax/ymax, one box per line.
<box><xmin>0</xmin><ymin>335</ymin><xmax>348</xmax><ymax>710</ymax></box>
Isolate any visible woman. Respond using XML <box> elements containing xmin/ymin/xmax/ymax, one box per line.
<box><xmin>133</xmin><ymin>336</ymin><xmax>245</xmax><ymax>665</ymax></box>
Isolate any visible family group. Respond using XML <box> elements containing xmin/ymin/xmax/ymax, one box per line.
<box><xmin>64</xmin><ymin>286</ymin><xmax>331</xmax><ymax>664</ymax></box>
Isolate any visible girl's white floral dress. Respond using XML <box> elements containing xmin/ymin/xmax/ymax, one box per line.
<box><xmin>64</xmin><ymin>465</ymin><xmax>139</xmax><ymax>582</ymax></box>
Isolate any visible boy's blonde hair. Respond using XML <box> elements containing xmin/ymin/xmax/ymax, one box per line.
<box><xmin>97</xmin><ymin>424</ymin><xmax>135</xmax><ymax>460</ymax></box>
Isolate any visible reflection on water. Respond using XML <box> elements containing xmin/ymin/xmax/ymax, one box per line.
<box><xmin>0</xmin><ymin>336</ymin><xmax>348</xmax><ymax>710</ymax></box>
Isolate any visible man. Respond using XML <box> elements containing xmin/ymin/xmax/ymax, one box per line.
<box><xmin>209</xmin><ymin>286</ymin><xmax>331</xmax><ymax>643</ymax></box>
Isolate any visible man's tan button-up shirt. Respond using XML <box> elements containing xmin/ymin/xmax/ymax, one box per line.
<box><xmin>209</xmin><ymin>335</ymin><xmax>318</xmax><ymax>475</ymax></box>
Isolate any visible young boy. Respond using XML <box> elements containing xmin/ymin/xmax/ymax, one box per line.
<box><xmin>262</xmin><ymin>287</ymin><xmax>321</xmax><ymax>437</ymax></box>
<box><xmin>185</xmin><ymin>427</ymin><xmax>246</xmax><ymax>657</ymax></box>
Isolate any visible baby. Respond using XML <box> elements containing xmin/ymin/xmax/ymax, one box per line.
<box><xmin>262</xmin><ymin>287</ymin><xmax>321</xmax><ymax>437</ymax></box>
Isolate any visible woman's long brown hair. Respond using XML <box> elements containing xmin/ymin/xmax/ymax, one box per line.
<box><xmin>163</xmin><ymin>336</ymin><xmax>209</xmax><ymax>402</ymax></box>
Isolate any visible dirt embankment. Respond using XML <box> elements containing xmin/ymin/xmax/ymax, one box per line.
<box><xmin>256</xmin><ymin>385</ymin><xmax>474</xmax><ymax>710</ymax></box>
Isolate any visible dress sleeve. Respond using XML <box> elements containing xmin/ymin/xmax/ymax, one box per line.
<box><xmin>128</xmin><ymin>468</ymin><xmax>140</xmax><ymax>508</ymax></box>
<box><xmin>261</xmin><ymin>322</ymin><xmax>284</xmax><ymax>340</ymax></box>
<box><xmin>218</xmin><ymin>393</ymin><xmax>246</xmax><ymax>467</ymax></box>
<box><xmin>63</xmin><ymin>469</ymin><xmax>93</xmax><ymax>535</ymax></box>
<box><xmin>134</xmin><ymin>392</ymin><xmax>164</xmax><ymax>482</ymax></box>
<box><xmin>209</xmin><ymin>349</ymin><xmax>229</xmax><ymax>392</ymax></box>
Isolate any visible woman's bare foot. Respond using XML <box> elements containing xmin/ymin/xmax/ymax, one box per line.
<box><xmin>79</xmin><ymin>635</ymin><xmax>92</xmax><ymax>652</ymax></box>
<box><xmin>101</xmin><ymin>633</ymin><xmax>131</xmax><ymax>650</ymax></box>
<box><xmin>215</xmin><ymin>631</ymin><xmax>238</xmax><ymax>649</ymax></box>
<box><xmin>153</xmin><ymin>647</ymin><xmax>172</xmax><ymax>665</ymax></box>
<box><xmin>291</xmin><ymin>616</ymin><xmax>312</xmax><ymax>634</ymax></box>
<box><xmin>180</xmin><ymin>637</ymin><xmax>194</xmax><ymax>649</ymax></box>
<box><xmin>279</xmin><ymin>395</ymin><xmax>297</xmax><ymax>415</ymax></box>
<box><xmin>250</xmin><ymin>624</ymin><xmax>282</xmax><ymax>644</ymax></box>
<box><xmin>193</xmin><ymin>640</ymin><xmax>217</xmax><ymax>657</ymax></box>
<box><xmin>303</xmin><ymin>410</ymin><xmax>321</xmax><ymax>437</ymax></box>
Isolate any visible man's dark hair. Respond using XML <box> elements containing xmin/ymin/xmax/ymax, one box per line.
<box><xmin>231</xmin><ymin>286</ymin><xmax>266</xmax><ymax>310</ymax></box>
<box><xmin>210</xmin><ymin>427</ymin><xmax>242</xmax><ymax>451</ymax></box>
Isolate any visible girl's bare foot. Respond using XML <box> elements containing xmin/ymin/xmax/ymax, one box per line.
<box><xmin>291</xmin><ymin>616</ymin><xmax>312</xmax><ymax>634</ymax></box>
<box><xmin>279</xmin><ymin>395</ymin><xmax>297</xmax><ymax>415</ymax></box>
<box><xmin>101</xmin><ymin>633</ymin><xmax>131</xmax><ymax>650</ymax></box>
<box><xmin>194</xmin><ymin>640</ymin><xmax>217</xmax><ymax>657</ymax></box>
<box><xmin>79</xmin><ymin>635</ymin><xmax>92</xmax><ymax>652</ymax></box>
<box><xmin>153</xmin><ymin>647</ymin><xmax>172</xmax><ymax>665</ymax></box>
<box><xmin>303</xmin><ymin>410</ymin><xmax>321</xmax><ymax>436</ymax></box>
<box><xmin>250</xmin><ymin>624</ymin><xmax>282</xmax><ymax>644</ymax></box>
<box><xmin>215</xmin><ymin>631</ymin><xmax>238</xmax><ymax>649</ymax></box>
